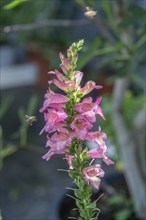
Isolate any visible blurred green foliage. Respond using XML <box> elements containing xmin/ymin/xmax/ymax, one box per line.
<box><xmin>4</xmin><ymin>0</ymin><xmax>28</xmax><ymax>10</ymax></box>
<box><xmin>77</xmin><ymin>0</ymin><xmax>145</xmax><ymax>90</ymax></box>
<box><xmin>99</xmin><ymin>91</ymin><xmax>144</xmax><ymax>162</ymax></box>
<box><xmin>107</xmin><ymin>193</ymin><xmax>134</xmax><ymax>220</ymax></box>
<box><xmin>0</xmin><ymin>0</ymin><xmax>71</xmax><ymax>47</ymax></box>
<box><xmin>99</xmin><ymin>91</ymin><xmax>144</xmax><ymax>138</ymax></box>
<box><xmin>1</xmin><ymin>0</ymin><xmax>145</xmax><ymax>88</ymax></box>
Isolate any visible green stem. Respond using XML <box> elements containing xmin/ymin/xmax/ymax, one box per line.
<box><xmin>20</xmin><ymin>126</ymin><xmax>27</xmax><ymax>147</ymax></box>
<box><xmin>69</xmin><ymin>147</ymin><xmax>98</xmax><ymax>220</ymax></box>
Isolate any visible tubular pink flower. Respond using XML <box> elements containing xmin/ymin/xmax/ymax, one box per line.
<box><xmin>60</xmin><ymin>64</ymin><xmax>68</xmax><ymax>75</ymax></box>
<box><xmin>42</xmin><ymin>148</ymin><xmax>65</xmax><ymax>161</ymax></box>
<box><xmin>75</xmin><ymin>96</ymin><xmax>105</xmax><ymax>122</ymax></box>
<box><xmin>87</xmin><ymin>148</ymin><xmax>114</xmax><ymax>165</ymax></box>
<box><xmin>51</xmin><ymin>70</ymin><xmax>83</xmax><ymax>93</ymax></box>
<box><xmin>52</xmin><ymin>78</ymin><xmax>76</xmax><ymax>92</ymax></box>
<box><xmin>76</xmin><ymin>97</ymin><xmax>93</xmax><ymax>112</ymax></box>
<box><xmin>86</xmin><ymin>127</ymin><xmax>107</xmax><ymax>149</ymax></box>
<box><xmin>39</xmin><ymin>109</ymin><xmax>68</xmax><ymax>135</ymax></box>
<box><xmin>48</xmin><ymin>69</ymin><xmax>67</xmax><ymax>82</ymax></box>
<box><xmin>75</xmin><ymin>97</ymin><xmax>96</xmax><ymax>123</ymax></box>
<box><xmin>83</xmin><ymin>164</ymin><xmax>105</xmax><ymax>189</ymax></box>
<box><xmin>70</xmin><ymin>115</ymin><xmax>93</xmax><ymax>140</ymax></box>
<box><xmin>46</xmin><ymin>128</ymin><xmax>74</xmax><ymax>150</ymax></box>
<box><xmin>59</xmin><ymin>52</ymin><xmax>73</xmax><ymax>71</ymax></box>
<box><xmin>67</xmin><ymin>49</ymin><xmax>78</xmax><ymax>62</ymax></box>
<box><xmin>93</xmin><ymin>97</ymin><xmax>105</xmax><ymax>120</ymax></box>
<box><xmin>80</xmin><ymin>81</ymin><xmax>102</xmax><ymax>97</ymax></box>
<box><xmin>40</xmin><ymin>89</ymin><xmax>67</xmax><ymax>112</ymax></box>
<box><xmin>73</xmin><ymin>70</ymin><xmax>83</xmax><ymax>85</ymax></box>
<box><xmin>67</xmin><ymin>48</ymin><xmax>72</xmax><ymax>57</ymax></box>
<box><xmin>49</xmin><ymin>103</ymin><xmax>66</xmax><ymax>110</ymax></box>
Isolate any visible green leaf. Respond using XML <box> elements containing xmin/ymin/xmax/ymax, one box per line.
<box><xmin>0</xmin><ymin>96</ymin><xmax>13</xmax><ymax>119</ymax></box>
<box><xmin>101</xmin><ymin>0</ymin><xmax>112</xmax><ymax>20</ymax></box>
<box><xmin>80</xmin><ymin>147</ymin><xmax>88</xmax><ymax>160</ymax></box>
<box><xmin>4</xmin><ymin>0</ymin><xmax>28</xmax><ymax>10</ymax></box>
<box><xmin>86</xmin><ymin>201</ymin><xmax>96</xmax><ymax>209</ymax></box>
<box><xmin>66</xmin><ymin>194</ymin><xmax>76</xmax><ymax>200</ymax></box>
<box><xmin>18</xmin><ymin>108</ymin><xmax>26</xmax><ymax>123</ymax></box>
<box><xmin>78</xmin><ymin>44</ymin><xmax>122</xmax><ymax>69</ymax></box>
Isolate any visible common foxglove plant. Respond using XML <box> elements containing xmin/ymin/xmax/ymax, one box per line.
<box><xmin>40</xmin><ymin>40</ymin><xmax>114</xmax><ymax>220</ymax></box>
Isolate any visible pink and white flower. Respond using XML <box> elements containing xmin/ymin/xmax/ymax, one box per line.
<box><xmin>52</xmin><ymin>78</ymin><xmax>76</xmax><ymax>92</ymax></box>
<box><xmin>43</xmin><ymin>128</ymin><xmax>74</xmax><ymax>161</ymax></box>
<box><xmin>40</xmin><ymin>89</ymin><xmax>67</xmax><ymax>112</ymax></box>
<box><xmin>42</xmin><ymin>148</ymin><xmax>66</xmax><ymax>161</ymax></box>
<box><xmin>59</xmin><ymin>52</ymin><xmax>73</xmax><ymax>71</ymax></box>
<box><xmin>86</xmin><ymin>127</ymin><xmax>107</xmax><ymax>149</ymax></box>
<box><xmin>87</xmin><ymin>148</ymin><xmax>114</xmax><ymax>165</ymax></box>
<box><xmin>75</xmin><ymin>96</ymin><xmax>105</xmax><ymax>122</ymax></box>
<box><xmin>48</xmin><ymin>69</ymin><xmax>67</xmax><ymax>82</ymax></box>
<box><xmin>70</xmin><ymin>115</ymin><xmax>93</xmax><ymax>140</ymax></box>
<box><xmin>80</xmin><ymin>81</ymin><xmax>102</xmax><ymax>97</ymax></box>
<box><xmin>46</xmin><ymin>128</ymin><xmax>74</xmax><ymax>150</ymax></box>
<box><xmin>65</xmin><ymin>154</ymin><xmax>74</xmax><ymax>169</ymax></box>
<box><xmin>39</xmin><ymin>109</ymin><xmax>68</xmax><ymax>135</ymax></box>
<box><xmin>83</xmin><ymin>164</ymin><xmax>105</xmax><ymax>189</ymax></box>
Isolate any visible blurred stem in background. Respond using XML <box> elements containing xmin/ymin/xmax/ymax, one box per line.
<box><xmin>0</xmin><ymin>94</ymin><xmax>38</xmax><ymax>170</ymax></box>
<box><xmin>18</xmin><ymin>95</ymin><xmax>38</xmax><ymax>147</ymax></box>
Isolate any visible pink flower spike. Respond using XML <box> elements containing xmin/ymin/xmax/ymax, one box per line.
<box><xmin>83</xmin><ymin>164</ymin><xmax>105</xmax><ymax>189</ymax></box>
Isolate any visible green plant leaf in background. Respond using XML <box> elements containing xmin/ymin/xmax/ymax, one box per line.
<box><xmin>114</xmin><ymin>209</ymin><xmax>132</xmax><ymax>220</ymax></box>
<box><xmin>0</xmin><ymin>96</ymin><xmax>13</xmax><ymax>119</ymax></box>
<box><xmin>4</xmin><ymin>0</ymin><xmax>28</xmax><ymax>10</ymax></box>
<box><xmin>27</xmin><ymin>94</ymin><xmax>38</xmax><ymax>116</ymax></box>
<box><xmin>0</xmin><ymin>144</ymin><xmax>17</xmax><ymax>159</ymax></box>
